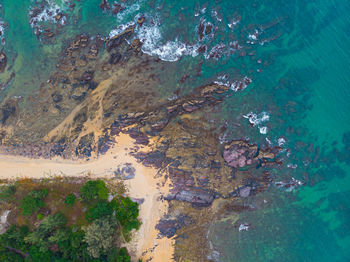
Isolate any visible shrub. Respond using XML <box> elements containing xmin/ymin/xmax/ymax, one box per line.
<box><xmin>83</xmin><ymin>218</ymin><xmax>116</xmax><ymax>258</ymax></box>
<box><xmin>0</xmin><ymin>185</ymin><xmax>16</xmax><ymax>200</ymax></box>
<box><xmin>36</xmin><ymin>213</ymin><xmax>45</xmax><ymax>220</ymax></box>
<box><xmin>19</xmin><ymin>189</ymin><xmax>48</xmax><ymax>216</ymax></box>
<box><xmin>64</xmin><ymin>194</ymin><xmax>76</xmax><ymax>207</ymax></box>
<box><xmin>85</xmin><ymin>200</ymin><xmax>113</xmax><ymax>221</ymax></box>
<box><xmin>80</xmin><ymin>180</ymin><xmax>108</xmax><ymax>201</ymax></box>
<box><xmin>110</xmin><ymin>197</ymin><xmax>141</xmax><ymax>232</ymax></box>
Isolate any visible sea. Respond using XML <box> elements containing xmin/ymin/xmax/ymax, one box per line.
<box><xmin>0</xmin><ymin>0</ymin><xmax>349</xmax><ymax>261</ymax></box>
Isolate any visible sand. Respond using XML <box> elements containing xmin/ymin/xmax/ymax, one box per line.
<box><xmin>0</xmin><ymin>133</ymin><xmax>174</xmax><ymax>262</ymax></box>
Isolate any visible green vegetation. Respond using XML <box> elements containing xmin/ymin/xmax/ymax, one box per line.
<box><xmin>19</xmin><ymin>189</ymin><xmax>48</xmax><ymax>216</ymax></box>
<box><xmin>80</xmin><ymin>180</ymin><xmax>108</xmax><ymax>201</ymax></box>
<box><xmin>64</xmin><ymin>193</ymin><xmax>76</xmax><ymax>207</ymax></box>
<box><xmin>0</xmin><ymin>178</ymin><xmax>140</xmax><ymax>262</ymax></box>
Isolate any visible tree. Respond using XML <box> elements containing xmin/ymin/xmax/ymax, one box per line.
<box><xmin>20</xmin><ymin>189</ymin><xmax>48</xmax><ymax>216</ymax></box>
<box><xmin>81</xmin><ymin>180</ymin><xmax>109</xmax><ymax>201</ymax></box>
<box><xmin>110</xmin><ymin>197</ymin><xmax>141</xmax><ymax>232</ymax></box>
<box><xmin>85</xmin><ymin>200</ymin><xmax>113</xmax><ymax>221</ymax></box>
<box><xmin>24</xmin><ymin>212</ymin><xmax>67</xmax><ymax>252</ymax></box>
<box><xmin>83</xmin><ymin>218</ymin><xmax>116</xmax><ymax>258</ymax></box>
<box><xmin>64</xmin><ymin>193</ymin><xmax>76</xmax><ymax>207</ymax></box>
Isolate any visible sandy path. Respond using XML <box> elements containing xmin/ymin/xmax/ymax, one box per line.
<box><xmin>0</xmin><ymin>133</ymin><xmax>174</xmax><ymax>262</ymax></box>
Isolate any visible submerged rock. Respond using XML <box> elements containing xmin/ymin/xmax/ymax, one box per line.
<box><xmin>0</xmin><ymin>52</ymin><xmax>6</xmax><ymax>72</ymax></box>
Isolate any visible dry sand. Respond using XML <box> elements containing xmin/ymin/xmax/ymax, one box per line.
<box><xmin>0</xmin><ymin>133</ymin><xmax>174</xmax><ymax>261</ymax></box>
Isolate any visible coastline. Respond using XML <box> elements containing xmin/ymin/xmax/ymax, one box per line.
<box><xmin>0</xmin><ymin>133</ymin><xmax>174</xmax><ymax>262</ymax></box>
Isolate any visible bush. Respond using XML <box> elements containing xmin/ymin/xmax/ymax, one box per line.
<box><xmin>0</xmin><ymin>185</ymin><xmax>16</xmax><ymax>200</ymax></box>
<box><xmin>80</xmin><ymin>180</ymin><xmax>108</xmax><ymax>201</ymax></box>
<box><xmin>110</xmin><ymin>197</ymin><xmax>141</xmax><ymax>232</ymax></box>
<box><xmin>85</xmin><ymin>200</ymin><xmax>113</xmax><ymax>221</ymax></box>
<box><xmin>36</xmin><ymin>213</ymin><xmax>45</xmax><ymax>220</ymax></box>
<box><xmin>64</xmin><ymin>194</ymin><xmax>76</xmax><ymax>207</ymax></box>
<box><xmin>19</xmin><ymin>189</ymin><xmax>48</xmax><ymax>216</ymax></box>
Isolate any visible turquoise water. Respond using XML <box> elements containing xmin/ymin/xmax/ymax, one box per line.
<box><xmin>0</xmin><ymin>0</ymin><xmax>350</xmax><ymax>261</ymax></box>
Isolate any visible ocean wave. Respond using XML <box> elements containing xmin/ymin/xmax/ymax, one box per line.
<box><xmin>0</xmin><ymin>20</ymin><xmax>5</xmax><ymax>45</ymax></box>
<box><xmin>29</xmin><ymin>0</ymin><xmax>68</xmax><ymax>34</ymax></box>
<box><xmin>243</xmin><ymin>111</ymin><xmax>270</xmax><ymax>134</ymax></box>
<box><xmin>116</xmin><ymin>2</ymin><xmax>141</xmax><ymax>22</ymax></box>
<box><xmin>134</xmin><ymin>17</ymin><xmax>199</xmax><ymax>62</ymax></box>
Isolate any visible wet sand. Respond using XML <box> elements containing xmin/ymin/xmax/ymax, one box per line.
<box><xmin>0</xmin><ymin>133</ymin><xmax>174</xmax><ymax>261</ymax></box>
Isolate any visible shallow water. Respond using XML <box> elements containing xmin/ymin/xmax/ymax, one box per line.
<box><xmin>0</xmin><ymin>0</ymin><xmax>349</xmax><ymax>261</ymax></box>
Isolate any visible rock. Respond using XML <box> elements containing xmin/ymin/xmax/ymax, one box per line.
<box><xmin>106</xmin><ymin>25</ymin><xmax>135</xmax><ymax>52</ymax></box>
<box><xmin>137</xmin><ymin>16</ymin><xmax>145</xmax><ymax>27</ymax></box>
<box><xmin>99</xmin><ymin>0</ymin><xmax>110</xmax><ymax>11</ymax></box>
<box><xmin>166</xmin><ymin>188</ymin><xmax>215</xmax><ymax>207</ymax></box>
<box><xmin>156</xmin><ymin>215</ymin><xmax>192</xmax><ymax>238</ymax></box>
<box><xmin>0</xmin><ymin>52</ymin><xmax>6</xmax><ymax>72</ymax></box>
<box><xmin>0</xmin><ymin>99</ymin><xmax>17</xmax><ymax>124</ymax></box>
<box><xmin>223</xmin><ymin>140</ymin><xmax>257</xmax><ymax>168</ymax></box>
<box><xmin>80</xmin><ymin>71</ymin><xmax>94</xmax><ymax>84</ymax></box>
<box><xmin>130</xmin><ymin>197</ymin><xmax>144</xmax><ymax>205</ymax></box>
<box><xmin>0</xmin><ymin>210</ymin><xmax>10</xmax><ymax>234</ymax></box>
<box><xmin>130</xmin><ymin>39</ymin><xmax>142</xmax><ymax>52</ymax></box>
<box><xmin>112</xmin><ymin>3</ymin><xmax>125</xmax><ymax>14</ymax></box>
<box><xmin>51</xmin><ymin>92</ymin><xmax>63</xmax><ymax>103</ymax></box>
<box><xmin>109</xmin><ymin>52</ymin><xmax>122</xmax><ymax>64</ymax></box>
<box><xmin>114</xmin><ymin>163</ymin><xmax>136</xmax><ymax>180</ymax></box>
<box><xmin>239</xmin><ymin>186</ymin><xmax>251</xmax><ymax>198</ymax></box>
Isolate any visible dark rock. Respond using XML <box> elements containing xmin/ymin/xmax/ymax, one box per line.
<box><xmin>51</xmin><ymin>92</ymin><xmax>63</xmax><ymax>103</ymax></box>
<box><xmin>166</xmin><ymin>188</ymin><xmax>215</xmax><ymax>207</ymax></box>
<box><xmin>112</xmin><ymin>3</ymin><xmax>125</xmax><ymax>14</ymax></box>
<box><xmin>109</xmin><ymin>52</ymin><xmax>122</xmax><ymax>64</ymax></box>
<box><xmin>0</xmin><ymin>100</ymin><xmax>17</xmax><ymax>124</ymax></box>
<box><xmin>223</xmin><ymin>140</ymin><xmax>257</xmax><ymax>168</ymax></box>
<box><xmin>0</xmin><ymin>52</ymin><xmax>6</xmax><ymax>73</ymax></box>
<box><xmin>137</xmin><ymin>16</ymin><xmax>145</xmax><ymax>27</ymax></box>
<box><xmin>106</xmin><ymin>25</ymin><xmax>135</xmax><ymax>52</ymax></box>
<box><xmin>114</xmin><ymin>163</ymin><xmax>136</xmax><ymax>180</ymax></box>
<box><xmin>80</xmin><ymin>71</ymin><xmax>94</xmax><ymax>84</ymax></box>
<box><xmin>99</xmin><ymin>0</ymin><xmax>110</xmax><ymax>11</ymax></box>
<box><xmin>76</xmin><ymin>133</ymin><xmax>94</xmax><ymax>157</ymax></box>
<box><xmin>156</xmin><ymin>215</ymin><xmax>192</xmax><ymax>238</ymax></box>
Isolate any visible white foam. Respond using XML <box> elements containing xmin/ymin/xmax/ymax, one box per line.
<box><xmin>228</xmin><ymin>18</ymin><xmax>240</xmax><ymax>29</ymax></box>
<box><xmin>108</xmin><ymin>22</ymin><xmax>135</xmax><ymax>38</ymax></box>
<box><xmin>0</xmin><ymin>21</ymin><xmax>5</xmax><ymax>45</ymax></box>
<box><xmin>116</xmin><ymin>2</ymin><xmax>141</xmax><ymax>21</ymax></box>
<box><xmin>134</xmin><ymin>18</ymin><xmax>199</xmax><ymax>62</ymax></box>
<box><xmin>278</xmin><ymin>137</ymin><xmax>286</xmax><ymax>146</ymax></box>
<box><xmin>243</xmin><ymin>111</ymin><xmax>270</xmax><ymax>126</ymax></box>
<box><xmin>243</xmin><ymin>111</ymin><xmax>270</xmax><ymax>135</ymax></box>
<box><xmin>29</xmin><ymin>0</ymin><xmax>68</xmax><ymax>32</ymax></box>
<box><xmin>239</xmin><ymin>223</ymin><xmax>250</xmax><ymax>231</ymax></box>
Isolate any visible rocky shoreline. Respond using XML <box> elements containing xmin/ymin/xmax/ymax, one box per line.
<box><xmin>0</xmin><ymin>24</ymin><xmax>286</xmax><ymax>261</ymax></box>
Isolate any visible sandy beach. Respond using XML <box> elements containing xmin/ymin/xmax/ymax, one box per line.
<box><xmin>0</xmin><ymin>133</ymin><xmax>174</xmax><ymax>262</ymax></box>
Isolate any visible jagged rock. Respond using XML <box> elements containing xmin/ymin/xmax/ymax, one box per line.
<box><xmin>156</xmin><ymin>215</ymin><xmax>192</xmax><ymax>238</ymax></box>
<box><xmin>0</xmin><ymin>52</ymin><xmax>6</xmax><ymax>73</ymax></box>
<box><xmin>114</xmin><ymin>163</ymin><xmax>136</xmax><ymax>180</ymax></box>
<box><xmin>137</xmin><ymin>16</ymin><xmax>145</xmax><ymax>27</ymax></box>
<box><xmin>80</xmin><ymin>71</ymin><xmax>94</xmax><ymax>84</ymax></box>
<box><xmin>166</xmin><ymin>188</ymin><xmax>215</xmax><ymax>207</ymax></box>
<box><xmin>223</xmin><ymin>140</ymin><xmax>257</xmax><ymax>168</ymax></box>
<box><xmin>109</xmin><ymin>52</ymin><xmax>122</xmax><ymax>64</ymax></box>
<box><xmin>51</xmin><ymin>92</ymin><xmax>63</xmax><ymax>103</ymax></box>
<box><xmin>106</xmin><ymin>25</ymin><xmax>135</xmax><ymax>52</ymax></box>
